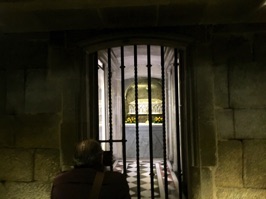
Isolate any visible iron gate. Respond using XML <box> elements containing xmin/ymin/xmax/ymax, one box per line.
<box><xmin>94</xmin><ymin>45</ymin><xmax>184</xmax><ymax>199</ymax></box>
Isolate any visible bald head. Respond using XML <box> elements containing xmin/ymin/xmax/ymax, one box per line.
<box><xmin>73</xmin><ymin>139</ymin><xmax>103</xmax><ymax>169</ymax></box>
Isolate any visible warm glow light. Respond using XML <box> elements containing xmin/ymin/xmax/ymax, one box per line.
<box><xmin>98</xmin><ymin>59</ymin><xmax>103</xmax><ymax>67</ymax></box>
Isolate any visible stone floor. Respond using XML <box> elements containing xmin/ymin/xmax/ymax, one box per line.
<box><xmin>113</xmin><ymin>159</ymin><xmax>179</xmax><ymax>199</ymax></box>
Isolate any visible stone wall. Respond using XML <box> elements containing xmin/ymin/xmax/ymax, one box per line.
<box><xmin>1</xmin><ymin>29</ymin><xmax>266</xmax><ymax>199</ymax></box>
<box><xmin>0</xmin><ymin>34</ymin><xmax>77</xmax><ymax>199</ymax></box>
<box><xmin>213</xmin><ymin>33</ymin><xmax>266</xmax><ymax>198</ymax></box>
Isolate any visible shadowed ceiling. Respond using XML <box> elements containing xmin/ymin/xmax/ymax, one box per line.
<box><xmin>1</xmin><ymin>0</ymin><xmax>265</xmax><ymax>77</ymax></box>
<box><xmin>0</xmin><ymin>0</ymin><xmax>266</xmax><ymax>33</ymax></box>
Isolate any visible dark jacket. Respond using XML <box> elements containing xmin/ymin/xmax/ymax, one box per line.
<box><xmin>51</xmin><ymin>167</ymin><xmax>131</xmax><ymax>199</ymax></box>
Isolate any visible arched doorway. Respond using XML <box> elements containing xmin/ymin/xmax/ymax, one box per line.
<box><xmin>82</xmin><ymin>34</ymin><xmax>191</xmax><ymax>199</ymax></box>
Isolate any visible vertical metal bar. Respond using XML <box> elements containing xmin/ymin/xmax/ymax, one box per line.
<box><xmin>161</xmin><ymin>46</ymin><xmax>169</xmax><ymax>199</ymax></box>
<box><xmin>174</xmin><ymin>48</ymin><xmax>182</xmax><ymax>199</ymax></box>
<box><xmin>120</xmin><ymin>46</ymin><xmax>127</xmax><ymax>175</ymax></box>
<box><xmin>86</xmin><ymin>52</ymin><xmax>99</xmax><ymax>140</ymax></box>
<box><xmin>108</xmin><ymin>48</ymin><xmax>113</xmax><ymax>171</ymax></box>
<box><xmin>134</xmin><ymin>45</ymin><xmax>141</xmax><ymax>199</ymax></box>
<box><xmin>147</xmin><ymin>45</ymin><xmax>154</xmax><ymax>198</ymax></box>
<box><xmin>179</xmin><ymin>49</ymin><xmax>188</xmax><ymax>197</ymax></box>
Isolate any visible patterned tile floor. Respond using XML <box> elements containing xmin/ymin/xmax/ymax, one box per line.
<box><xmin>113</xmin><ymin>159</ymin><xmax>179</xmax><ymax>199</ymax></box>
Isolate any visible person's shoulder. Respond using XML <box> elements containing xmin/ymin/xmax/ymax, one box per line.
<box><xmin>55</xmin><ymin>170</ymin><xmax>71</xmax><ymax>178</ymax></box>
<box><xmin>53</xmin><ymin>170</ymin><xmax>71</xmax><ymax>184</ymax></box>
<box><xmin>53</xmin><ymin>168</ymin><xmax>87</xmax><ymax>182</ymax></box>
<box><xmin>105</xmin><ymin>170</ymin><xmax>124</xmax><ymax>176</ymax></box>
<box><xmin>104</xmin><ymin>171</ymin><xmax>127</xmax><ymax>182</ymax></box>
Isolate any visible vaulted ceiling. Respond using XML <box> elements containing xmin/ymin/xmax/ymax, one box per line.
<box><xmin>0</xmin><ymin>0</ymin><xmax>266</xmax><ymax>33</ymax></box>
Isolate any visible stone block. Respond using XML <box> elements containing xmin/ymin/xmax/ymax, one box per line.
<box><xmin>0</xmin><ymin>183</ymin><xmax>4</xmax><ymax>197</ymax></box>
<box><xmin>213</xmin><ymin>65</ymin><xmax>229</xmax><ymax>108</ymax></box>
<box><xmin>0</xmin><ymin>40</ymin><xmax>48</xmax><ymax>70</ymax></box>
<box><xmin>244</xmin><ymin>140</ymin><xmax>266</xmax><ymax>188</ymax></box>
<box><xmin>193</xmin><ymin>43</ymin><xmax>212</xmax><ymax>65</ymax></box>
<box><xmin>212</xmin><ymin>35</ymin><xmax>252</xmax><ymax>65</ymax></box>
<box><xmin>48</xmin><ymin>47</ymin><xmax>75</xmax><ymax>76</ymax></box>
<box><xmin>0</xmin><ymin>70</ymin><xmax>6</xmax><ymax>114</ymax></box>
<box><xmin>201</xmin><ymin>167</ymin><xmax>214</xmax><ymax>199</ymax></box>
<box><xmin>48</xmin><ymin>46</ymin><xmax>80</xmax><ymax>84</ymax></box>
<box><xmin>0</xmin><ymin>182</ymin><xmax>51</xmax><ymax>199</ymax></box>
<box><xmin>198</xmin><ymin>117</ymin><xmax>216</xmax><ymax>166</ymax></box>
<box><xmin>217</xmin><ymin>187</ymin><xmax>266</xmax><ymax>199</ymax></box>
<box><xmin>15</xmin><ymin>113</ymin><xmax>61</xmax><ymax>148</ymax></box>
<box><xmin>189</xmin><ymin>166</ymin><xmax>201</xmax><ymax>199</ymax></box>
<box><xmin>227</xmin><ymin>35</ymin><xmax>253</xmax><ymax>63</ymax></box>
<box><xmin>254</xmin><ymin>33</ymin><xmax>266</xmax><ymax>62</ymax></box>
<box><xmin>235</xmin><ymin>109</ymin><xmax>266</xmax><ymax>139</ymax></box>
<box><xmin>215</xmin><ymin>109</ymin><xmax>234</xmax><ymax>139</ymax></box>
<box><xmin>25</xmin><ymin>69</ymin><xmax>61</xmax><ymax>114</ymax></box>
<box><xmin>62</xmin><ymin>89</ymin><xmax>79</xmax><ymax>122</ymax></box>
<box><xmin>215</xmin><ymin>141</ymin><xmax>243</xmax><ymax>187</ymax></box>
<box><xmin>24</xmin><ymin>42</ymin><xmax>48</xmax><ymax>69</ymax></box>
<box><xmin>60</xmin><ymin>122</ymin><xmax>79</xmax><ymax>167</ymax></box>
<box><xmin>0</xmin><ymin>148</ymin><xmax>34</xmax><ymax>181</ymax></box>
<box><xmin>194</xmin><ymin>57</ymin><xmax>216</xmax><ymax>166</ymax></box>
<box><xmin>0</xmin><ymin>116</ymin><xmax>15</xmax><ymax>146</ymax></box>
<box><xmin>230</xmin><ymin>62</ymin><xmax>266</xmax><ymax>108</ymax></box>
<box><xmin>212</xmin><ymin>36</ymin><xmax>230</xmax><ymax>65</ymax></box>
<box><xmin>6</xmin><ymin>69</ymin><xmax>25</xmax><ymax>114</ymax></box>
<box><xmin>34</xmin><ymin>149</ymin><xmax>60</xmax><ymax>182</ymax></box>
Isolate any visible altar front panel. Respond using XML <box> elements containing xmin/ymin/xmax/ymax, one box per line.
<box><xmin>126</xmin><ymin>124</ymin><xmax>163</xmax><ymax>158</ymax></box>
